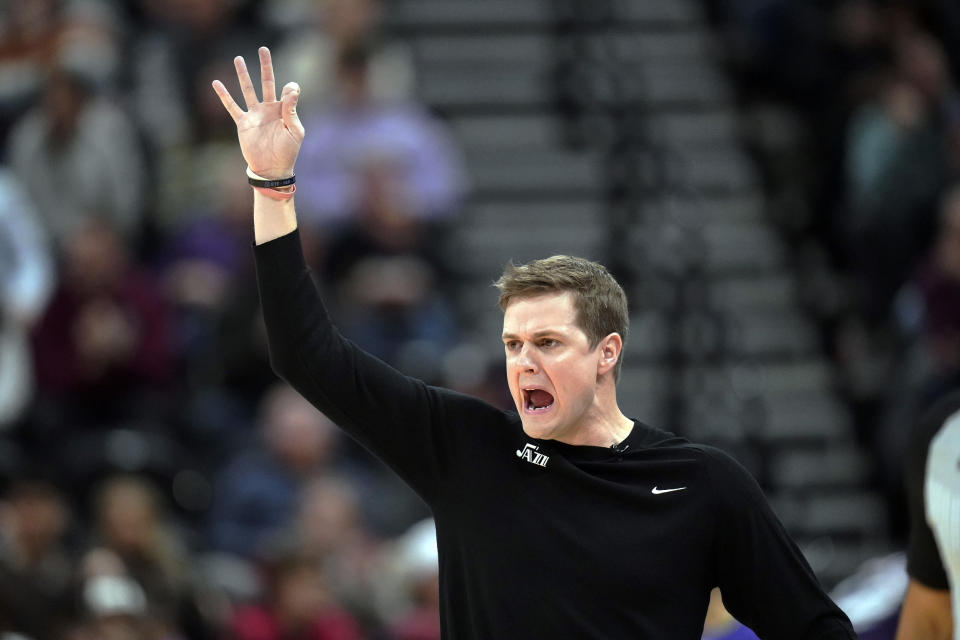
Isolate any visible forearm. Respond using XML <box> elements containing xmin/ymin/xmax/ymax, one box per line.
<box><xmin>896</xmin><ymin>610</ymin><xmax>951</xmax><ymax>640</ymax></box>
<box><xmin>896</xmin><ymin>581</ymin><xmax>952</xmax><ymax>640</ymax></box>
<box><xmin>253</xmin><ymin>189</ymin><xmax>298</xmax><ymax>245</ymax></box>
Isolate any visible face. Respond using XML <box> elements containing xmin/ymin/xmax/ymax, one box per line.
<box><xmin>100</xmin><ymin>484</ymin><xmax>156</xmax><ymax>555</ymax></box>
<box><xmin>502</xmin><ymin>291</ymin><xmax>610</xmax><ymax>443</ymax></box>
<box><xmin>937</xmin><ymin>193</ymin><xmax>960</xmax><ymax>278</ymax></box>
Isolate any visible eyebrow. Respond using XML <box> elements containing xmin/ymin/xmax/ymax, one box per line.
<box><xmin>501</xmin><ymin>330</ymin><xmax>563</xmax><ymax>341</ymax></box>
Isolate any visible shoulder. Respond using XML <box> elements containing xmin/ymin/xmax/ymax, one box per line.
<box><xmin>625</xmin><ymin>426</ymin><xmax>757</xmax><ymax>491</ymax></box>
<box><xmin>628</xmin><ymin>424</ymin><xmax>746</xmax><ymax>472</ymax></box>
<box><xmin>907</xmin><ymin>390</ymin><xmax>960</xmax><ymax>481</ymax></box>
<box><xmin>684</xmin><ymin>444</ymin><xmax>753</xmax><ymax>479</ymax></box>
<box><xmin>428</xmin><ymin>384</ymin><xmax>517</xmax><ymax>430</ymax></box>
<box><xmin>8</xmin><ymin>110</ymin><xmax>45</xmax><ymax>152</ymax></box>
<box><xmin>679</xmin><ymin>444</ymin><xmax>769</xmax><ymax>512</ymax></box>
<box><xmin>628</xmin><ymin>421</ymin><xmax>689</xmax><ymax>449</ymax></box>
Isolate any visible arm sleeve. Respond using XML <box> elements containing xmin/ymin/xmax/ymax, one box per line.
<box><xmin>905</xmin><ymin>398</ymin><xmax>953</xmax><ymax>590</ymax></box>
<box><xmin>0</xmin><ymin>171</ymin><xmax>53</xmax><ymax>322</ymax></box>
<box><xmin>706</xmin><ymin>448</ymin><xmax>856</xmax><ymax>640</ymax></box>
<box><xmin>253</xmin><ymin>229</ymin><xmax>494</xmax><ymax>504</ymax></box>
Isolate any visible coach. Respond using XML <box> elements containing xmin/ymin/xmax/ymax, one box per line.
<box><xmin>213</xmin><ymin>47</ymin><xmax>855</xmax><ymax>639</ymax></box>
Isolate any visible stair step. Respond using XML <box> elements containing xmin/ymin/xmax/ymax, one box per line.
<box><xmin>421</xmin><ymin>68</ymin><xmax>548</xmax><ymax>109</ymax></box>
<box><xmin>390</xmin><ymin>0</ymin><xmax>550</xmax><ymax>29</ymax></box>
<box><xmin>416</xmin><ymin>34</ymin><xmax>551</xmax><ymax>66</ymax></box>
<box><xmin>772</xmin><ymin>448</ymin><xmax>873</xmax><ymax>490</ymax></box>
<box><xmin>466</xmin><ymin>151</ymin><xmax>602</xmax><ymax>194</ymax></box>
<box><xmin>451</xmin><ymin>115</ymin><xmax>559</xmax><ymax>151</ymax></box>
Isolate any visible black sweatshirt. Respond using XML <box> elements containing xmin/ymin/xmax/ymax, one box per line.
<box><xmin>254</xmin><ymin>230</ymin><xmax>855</xmax><ymax>640</ymax></box>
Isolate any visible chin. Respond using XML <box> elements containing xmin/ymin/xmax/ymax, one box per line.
<box><xmin>520</xmin><ymin>419</ymin><xmax>556</xmax><ymax>441</ymax></box>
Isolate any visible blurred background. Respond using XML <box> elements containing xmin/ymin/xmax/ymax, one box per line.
<box><xmin>0</xmin><ymin>0</ymin><xmax>951</xmax><ymax>637</ymax></box>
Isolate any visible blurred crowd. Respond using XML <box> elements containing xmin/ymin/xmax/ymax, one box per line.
<box><xmin>0</xmin><ymin>0</ymin><xmax>492</xmax><ymax>637</ymax></box>
<box><xmin>706</xmin><ymin>0</ymin><xmax>960</xmax><ymax>539</ymax></box>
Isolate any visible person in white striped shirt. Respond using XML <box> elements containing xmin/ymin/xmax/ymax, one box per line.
<box><xmin>899</xmin><ymin>390</ymin><xmax>960</xmax><ymax>639</ymax></box>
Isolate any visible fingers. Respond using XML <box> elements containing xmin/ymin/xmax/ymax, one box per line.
<box><xmin>281</xmin><ymin>82</ymin><xmax>305</xmax><ymax>142</ymax></box>
<box><xmin>211</xmin><ymin>79</ymin><xmax>244</xmax><ymax>123</ymax></box>
<box><xmin>259</xmin><ymin>46</ymin><xmax>276</xmax><ymax>103</ymax></box>
<box><xmin>234</xmin><ymin>55</ymin><xmax>260</xmax><ymax>109</ymax></box>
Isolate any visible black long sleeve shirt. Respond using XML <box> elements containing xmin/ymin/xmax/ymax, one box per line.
<box><xmin>254</xmin><ymin>230</ymin><xmax>855</xmax><ymax>640</ymax></box>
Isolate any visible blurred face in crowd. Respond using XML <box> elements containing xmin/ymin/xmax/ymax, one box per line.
<box><xmin>297</xmin><ymin>477</ymin><xmax>359</xmax><ymax>554</ymax></box>
<box><xmin>5</xmin><ymin>486</ymin><xmax>68</xmax><ymax>563</ymax></box>
<box><xmin>357</xmin><ymin>159</ymin><xmax>420</xmax><ymax>250</ymax></box>
<box><xmin>97</xmin><ymin>479</ymin><xmax>160</xmax><ymax>558</ymax></box>
<box><xmin>275</xmin><ymin>561</ymin><xmax>329</xmax><ymax>627</ymax></box>
<box><xmin>65</xmin><ymin>222</ymin><xmax>127</xmax><ymax>294</ymax></box>
<box><xmin>898</xmin><ymin>34</ymin><xmax>950</xmax><ymax>100</ymax></box>
<box><xmin>263</xmin><ymin>386</ymin><xmax>337</xmax><ymax>473</ymax></box>
<box><xmin>833</xmin><ymin>0</ymin><xmax>881</xmax><ymax>49</ymax></box>
<box><xmin>5</xmin><ymin>0</ymin><xmax>58</xmax><ymax>42</ymax></box>
<box><xmin>44</xmin><ymin>71</ymin><xmax>88</xmax><ymax>138</ymax></box>
<box><xmin>142</xmin><ymin>0</ymin><xmax>229</xmax><ymax>30</ymax></box>
<box><xmin>502</xmin><ymin>291</ymin><xmax>616</xmax><ymax>444</ymax></box>
<box><xmin>936</xmin><ymin>187</ymin><xmax>960</xmax><ymax>280</ymax></box>
<box><xmin>323</xmin><ymin>0</ymin><xmax>379</xmax><ymax>44</ymax></box>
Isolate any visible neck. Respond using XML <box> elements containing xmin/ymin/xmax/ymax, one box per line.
<box><xmin>597</xmin><ymin>381</ymin><xmax>634</xmax><ymax>446</ymax></box>
<box><xmin>560</xmin><ymin>387</ymin><xmax>634</xmax><ymax>448</ymax></box>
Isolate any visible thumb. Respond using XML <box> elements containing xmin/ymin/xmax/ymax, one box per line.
<box><xmin>281</xmin><ymin>82</ymin><xmax>305</xmax><ymax>142</ymax></box>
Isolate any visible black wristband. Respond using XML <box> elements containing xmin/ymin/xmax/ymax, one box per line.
<box><xmin>248</xmin><ymin>174</ymin><xmax>296</xmax><ymax>189</ymax></box>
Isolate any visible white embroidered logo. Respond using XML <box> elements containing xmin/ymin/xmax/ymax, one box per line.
<box><xmin>651</xmin><ymin>486</ymin><xmax>687</xmax><ymax>495</ymax></box>
<box><xmin>516</xmin><ymin>443</ymin><xmax>549</xmax><ymax>467</ymax></box>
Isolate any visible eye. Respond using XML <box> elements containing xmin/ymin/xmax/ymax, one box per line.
<box><xmin>539</xmin><ymin>338</ymin><xmax>559</xmax><ymax>348</ymax></box>
<box><xmin>504</xmin><ymin>340</ymin><xmax>520</xmax><ymax>351</ymax></box>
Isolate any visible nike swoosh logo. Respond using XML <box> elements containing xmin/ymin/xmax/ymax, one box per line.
<box><xmin>651</xmin><ymin>486</ymin><xmax>687</xmax><ymax>495</ymax></box>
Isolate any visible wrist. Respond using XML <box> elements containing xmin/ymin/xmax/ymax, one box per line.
<box><xmin>253</xmin><ymin>189</ymin><xmax>297</xmax><ymax>245</ymax></box>
<box><xmin>246</xmin><ymin>165</ymin><xmax>295</xmax><ymax>188</ymax></box>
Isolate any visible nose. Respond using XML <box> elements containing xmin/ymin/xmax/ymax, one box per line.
<box><xmin>516</xmin><ymin>343</ymin><xmax>539</xmax><ymax>373</ymax></box>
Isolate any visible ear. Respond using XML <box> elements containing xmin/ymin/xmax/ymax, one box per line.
<box><xmin>596</xmin><ymin>333</ymin><xmax>622</xmax><ymax>377</ymax></box>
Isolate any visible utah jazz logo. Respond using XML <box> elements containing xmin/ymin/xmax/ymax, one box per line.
<box><xmin>516</xmin><ymin>443</ymin><xmax>549</xmax><ymax>467</ymax></box>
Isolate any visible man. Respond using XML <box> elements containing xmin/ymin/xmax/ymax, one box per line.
<box><xmin>212</xmin><ymin>47</ymin><xmax>855</xmax><ymax>639</ymax></box>
<box><xmin>897</xmin><ymin>390</ymin><xmax>960</xmax><ymax>639</ymax></box>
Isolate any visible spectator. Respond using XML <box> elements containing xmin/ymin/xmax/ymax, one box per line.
<box><xmin>78</xmin><ymin>563</ymin><xmax>163</xmax><ymax>640</ymax></box>
<box><xmin>226</xmin><ymin>550</ymin><xmax>363</xmax><ymax>640</ymax></box>
<box><xmin>322</xmin><ymin>158</ymin><xmax>459</xmax><ymax>381</ymax></box>
<box><xmin>0</xmin><ymin>481</ymin><xmax>73</xmax><ymax>640</ymax></box>
<box><xmin>151</xmin><ymin>55</ymin><xmax>257</xmax><ymax>230</ymax></box>
<box><xmin>274</xmin><ymin>0</ymin><xmax>415</xmax><ymax>118</ymax></box>
<box><xmin>0</xmin><ymin>0</ymin><xmax>61</xmax><ymax>148</ymax></box>
<box><xmin>30</xmin><ymin>220</ymin><xmax>174</xmax><ymax>428</ymax></box>
<box><xmin>384</xmin><ymin>519</ymin><xmax>440</xmax><ymax>640</ymax></box>
<box><xmin>7</xmin><ymin>56</ymin><xmax>146</xmax><ymax>246</ymax></box>
<box><xmin>0</xmin><ymin>168</ymin><xmax>53</xmax><ymax>428</ymax></box>
<box><xmin>206</xmin><ymin>384</ymin><xmax>343</xmax><ymax>559</ymax></box>
<box><xmin>282</xmin><ymin>476</ymin><xmax>383</xmax><ymax>628</ymax></box>
<box><xmin>129</xmin><ymin>0</ymin><xmax>266</xmax><ymax>152</ymax></box>
<box><xmin>157</xmin><ymin>159</ymin><xmax>253</xmax><ymax>377</ymax></box>
<box><xmin>910</xmin><ymin>184</ymin><xmax>960</xmax><ymax>385</ymax></box>
<box><xmin>844</xmin><ymin>33</ymin><xmax>955</xmax><ymax>320</ymax></box>
<box><xmin>295</xmin><ymin>42</ymin><xmax>465</xmax><ymax>230</ymax></box>
<box><xmin>86</xmin><ymin>475</ymin><xmax>209</xmax><ymax>638</ymax></box>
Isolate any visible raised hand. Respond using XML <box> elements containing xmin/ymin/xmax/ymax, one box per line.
<box><xmin>212</xmin><ymin>47</ymin><xmax>304</xmax><ymax>180</ymax></box>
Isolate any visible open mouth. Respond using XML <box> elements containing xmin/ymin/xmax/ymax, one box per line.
<box><xmin>523</xmin><ymin>388</ymin><xmax>555</xmax><ymax>414</ymax></box>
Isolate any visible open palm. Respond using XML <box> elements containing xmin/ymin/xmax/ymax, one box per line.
<box><xmin>212</xmin><ymin>47</ymin><xmax>304</xmax><ymax>179</ymax></box>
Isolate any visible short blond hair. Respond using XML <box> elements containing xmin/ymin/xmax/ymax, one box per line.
<box><xmin>494</xmin><ymin>255</ymin><xmax>628</xmax><ymax>380</ymax></box>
